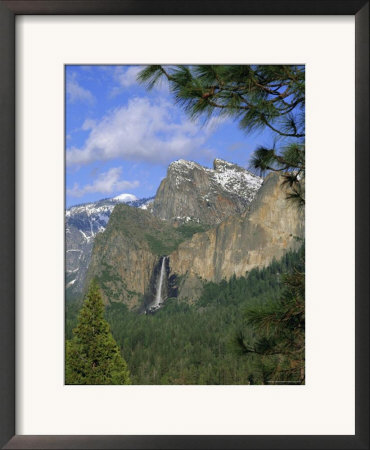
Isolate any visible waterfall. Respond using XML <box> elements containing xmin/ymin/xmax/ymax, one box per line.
<box><xmin>146</xmin><ymin>256</ymin><xmax>168</xmax><ymax>313</ymax></box>
<box><xmin>154</xmin><ymin>257</ymin><xmax>166</xmax><ymax>307</ymax></box>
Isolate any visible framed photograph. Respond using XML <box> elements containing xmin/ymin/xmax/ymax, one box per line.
<box><xmin>0</xmin><ymin>1</ymin><xmax>368</xmax><ymax>449</ymax></box>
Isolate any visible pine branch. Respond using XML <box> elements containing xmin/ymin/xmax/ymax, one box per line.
<box><xmin>260</xmin><ymin>115</ymin><xmax>305</xmax><ymax>138</ymax></box>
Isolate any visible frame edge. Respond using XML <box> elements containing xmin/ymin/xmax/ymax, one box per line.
<box><xmin>1</xmin><ymin>0</ymin><xmax>369</xmax><ymax>449</ymax></box>
<box><xmin>355</xmin><ymin>2</ymin><xmax>370</xmax><ymax>448</ymax></box>
<box><xmin>0</xmin><ymin>0</ymin><xmax>15</xmax><ymax>448</ymax></box>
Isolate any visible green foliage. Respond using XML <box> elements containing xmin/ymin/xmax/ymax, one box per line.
<box><xmin>198</xmin><ymin>248</ymin><xmax>303</xmax><ymax>308</ymax></box>
<box><xmin>92</xmin><ymin>261</ymin><xmax>131</xmax><ymax>303</ymax></box>
<box><xmin>138</xmin><ymin>64</ymin><xmax>305</xmax><ymax>204</ymax></box>
<box><xmin>176</xmin><ymin>223</ymin><xmax>210</xmax><ymax>239</ymax></box>
<box><xmin>65</xmin><ymin>281</ymin><xmax>131</xmax><ymax>385</ymax></box>
<box><xmin>101</xmin><ymin>248</ymin><xmax>304</xmax><ymax>385</ymax></box>
<box><xmin>251</xmin><ymin>142</ymin><xmax>305</xmax><ymax>206</ymax></box>
<box><xmin>85</xmin><ymin>204</ymin><xmax>209</xmax><ymax>306</ymax></box>
<box><xmin>87</xmin><ymin>204</ymin><xmax>209</xmax><ymax>304</ymax></box>
<box><xmin>237</xmin><ymin>252</ymin><xmax>305</xmax><ymax>384</ymax></box>
<box><xmin>65</xmin><ymin>295</ymin><xmax>83</xmax><ymax>340</ymax></box>
<box><xmin>144</xmin><ymin>233</ymin><xmax>180</xmax><ymax>256</ymax></box>
<box><xmin>98</xmin><ymin>261</ymin><xmax>122</xmax><ymax>284</ymax></box>
<box><xmin>105</xmin><ymin>298</ymin><xmax>250</xmax><ymax>384</ymax></box>
<box><xmin>66</xmin><ymin>252</ymin><xmax>304</xmax><ymax>385</ymax></box>
<box><xmin>145</xmin><ymin>223</ymin><xmax>210</xmax><ymax>254</ymax></box>
<box><xmin>138</xmin><ymin>65</ymin><xmax>304</xmax><ymax>137</ymax></box>
<box><xmin>98</xmin><ymin>203</ymin><xmax>204</xmax><ymax>257</ymax></box>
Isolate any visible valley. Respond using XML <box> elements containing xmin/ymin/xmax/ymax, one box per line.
<box><xmin>66</xmin><ymin>157</ymin><xmax>305</xmax><ymax>384</ymax></box>
<box><xmin>65</xmin><ymin>64</ymin><xmax>305</xmax><ymax>386</ymax></box>
<box><xmin>67</xmin><ymin>247</ymin><xmax>304</xmax><ymax>385</ymax></box>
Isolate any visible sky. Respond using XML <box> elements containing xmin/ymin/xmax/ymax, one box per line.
<box><xmin>65</xmin><ymin>65</ymin><xmax>275</xmax><ymax>208</ymax></box>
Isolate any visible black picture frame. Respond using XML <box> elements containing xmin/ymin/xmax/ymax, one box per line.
<box><xmin>0</xmin><ymin>1</ymin><xmax>368</xmax><ymax>449</ymax></box>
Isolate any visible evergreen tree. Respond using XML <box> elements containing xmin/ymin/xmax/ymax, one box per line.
<box><xmin>66</xmin><ymin>281</ymin><xmax>131</xmax><ymax>385</ymax></box>
<box><xmin>237</xmin><ymin>268</ymin><xmax>305</xmax><ymax>384</ymax></box>
<box><xmin>137</xmin><ymin>65</ymin><xmax>305</xmax><ymax>205</ymax></box>
<box><xmin>138</xmin><ymin>65</ymin><xmax>305</xmax><ymax>384</ymax></box>
<box><xmin>137</xmin><ymin>65</ymin><xmax>304</xmax><ymax>139</ymax></box>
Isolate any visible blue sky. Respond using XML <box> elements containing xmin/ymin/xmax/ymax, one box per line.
<box><xmin>65</xmin><ymin>65</ymin><xmax>275</xmax><ymax>208</ymax></box>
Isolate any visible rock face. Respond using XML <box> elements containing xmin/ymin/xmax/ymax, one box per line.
<box><xmin>66</xmin><ymin>158</ymin><xmax>262</xmax><ymax>301</ymax></box>
<box><xmin>84</xmin><ymin>204</ymin><xmax>202</xmax><ymax>309</ymax></box>
<box><xmin>152</xmin><ymin>158</ymin><xmax>263</xmax><ymax>225</ymax></box>
<box><xmin>77</xmin><ymin>162</ymin><xmax>304</xmax><ymax>310</ymax></box>
<box><xmin>65</xmin><ymin>196</ymin><xmax>154</xmax><ymax>299</ymax></box>
<box><xmin>168</xmin><ymin>173</ymin><xmax>304</xmax><ymax>300</ymax></box>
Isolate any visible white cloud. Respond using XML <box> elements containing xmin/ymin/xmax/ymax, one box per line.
<box><xmin>113</xmin><ymin>193</ymin><xmax>138</xmax><ymax>202</ymax></box>
<box><xmin>81</xmin><ymin>118</ymin><xmax>97</xmax><ymax>130</ymax></box>
<box><xmin>202</xmin><ymin>115</ymin><xmax>229</xmax><ymax>136</ymax></box>
<box><xmin>66</xmin><ymin>73</ymin><xmax>95</xmax><ymax>105</ymax></box>
<box><xmin>110</xmin><ymin>66</ymin><xmax>169</xmax><ymax>97</ymax></box>
<box><xmin>109</xmin><ymin>66</ymin><xmax>142</xmax><ymax>97</ymax></box>
<box><xmin>67</xmin><ymin>97</ymin><xmax>216</xmax><ymax>166</ymax></box>
<box><xmin>116</xmin><ymin>66</ymin><xmax>142</xmax><ymax>88</ymax></box>
<box><xmin>67</xmin><ymin>167</ymin><xmax>139</xmax><ymax>198</ymax></box>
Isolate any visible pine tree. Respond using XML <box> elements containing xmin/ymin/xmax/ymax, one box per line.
<box><xmin>137</xmin><ymin>65</ymin><xmax>304</xmax><ymax>138</ymax></box>
<box><xmin>137</xmin><ymin>65</ymin><xmax>305</xmax><ymax>205</ymax></box>
<box><xmin>237</xmin><ymin>269</ymin><xmax>305</xmax><ymax>384</ymax></box>
<box><xmin>137</xmin><ymin>65</ymin><xmax>305</xmax><ymax>384</ymax></box>
<box><xmin>66</xmin><ymin>281</ymin><xmax>131</xmax><ymax>385</ymax></box>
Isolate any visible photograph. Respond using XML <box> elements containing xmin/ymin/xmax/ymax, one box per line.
<box><xmin>1</xmin><ymin>1</ymin><xmax>367</xmax><ymax>446</ymax></box>
<box><xmin>65</xmin><ymin>64</ymin><xmax>305</xmax><ymax>386</ymax></box>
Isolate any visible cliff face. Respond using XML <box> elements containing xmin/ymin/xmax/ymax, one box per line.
<box><xmin>152</xmin><ymin>158</ymin><xmax>263</xmax><ymax>225</ymax></box>
<box><xmin>85</xmin><ymin>206</ymin><xmax>155</xmax><ymax>308</ymax></box>
<box><xmin>85</xmin><ymin>203</ymin><xmax>206</xmax><ymax>309</ymax></box>
<box><xmin>65</xmin><ymin>201</ymin><xmax>115</xmax><ymax>298</ymax></box>
<box><xmin>84</xmin><ymin>170</ymin><xmax>304</xmax><ymax>309</ymax></box>
<box><xmin>65</xmin><ymin>196</ymin><xmax>154</xmax><ymax>300</ymax></box>
<box><xmin>168</xmin><ymin>173</ymin><xmax>304</xmax><ymax>300</ymax></box>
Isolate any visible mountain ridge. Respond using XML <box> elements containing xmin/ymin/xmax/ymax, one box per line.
<box><xmin>66</xmin><ymin>195</ymin><xmax>154</xmax><ymax>297</ymax></box>
<box><xmin>152</xmin><ymin>158</ymin><xmax>263</xmax><ymax>225</ymax></box>
<box><xmin>169</xmin><ymin>172</ymin><xmax>304</xmax><ymax>301</ymax></box>
<box><xmin>83</xmin><ymin>168</ymin><xmax>303</xmax><ymax>310</ymax></box>
<box><xmin>66</xmin><ymin>157</ymin><xmax>262</xmax><ymax>299</ymax></box>
<box><xmin>84</xmin><ymin>203</ymin><xmax>209</xmax><ymax>308</ymax></box>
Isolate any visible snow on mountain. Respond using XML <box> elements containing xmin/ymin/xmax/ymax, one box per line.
<box><xmin>66</xmin><ymin>195</ymin><xmax>153</xmax><ymax>239</ymax></box>
<box><xmin>211</xmin><ymin>158</ymin><xmax>263</xmax><ymax>201</ymax></box>
<box><xmin>153</xmin><ymin>158</ymin><xmax>263</xmax><ymax>225</ymax></box>
<box><xmin>168</xmin><ymin>158</ymin><xmax>262</xmax><ymax>201</ymax></box>
<box><xmin>66</xmin><ymin>195</ymin><xmax>154</xmax><ymax>298</ymax></box>
<box><xmin>113</xmin><ymin>193</ymin><xmax>138</xmax><ymax>202</ymax></box>
<box><xmin>66</xmin><ymin>158</ymin><xmax>263</xmax><ymax>298</ymax></box>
